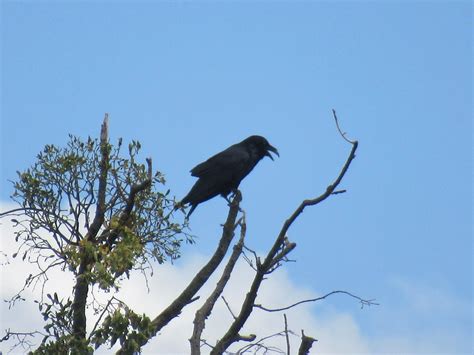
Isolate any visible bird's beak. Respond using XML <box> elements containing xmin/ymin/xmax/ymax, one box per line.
<box><xmin>265</xmin><ymin>145</ymin><xmax>279</xmax><ymax>161</ymax></box>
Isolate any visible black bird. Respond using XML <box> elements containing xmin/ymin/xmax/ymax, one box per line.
<box><xmin>181</xmin><ymin>135</ymin><xmax>279</xmax><ymax>217</ymax></box>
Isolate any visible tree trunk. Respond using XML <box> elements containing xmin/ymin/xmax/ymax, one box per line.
<box><xmin>71</xmin><ymin>260</ymin><xmax>89</xmax><ymax>339</ymax></box>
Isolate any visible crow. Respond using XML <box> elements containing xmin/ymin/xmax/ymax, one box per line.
<box><xmin>181</xmin><ymin>135</ymin><xmax>279</xmax><ymax>217</ymax></box>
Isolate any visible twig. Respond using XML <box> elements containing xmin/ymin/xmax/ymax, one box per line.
<box><xmin>0</xmin><ymin>208</ymin><xmax>80</xmax><ymax>245</ymax></box>
<box><xmin>1</xmin><ymin>329</ymin><xmax>47</xmax><ymax>353</ymax></box>
<box><xmin>236</xmin><ymin>330</ymin><xmax>290</xmax><ymax>354</ymax></box>
<box><xmin>88</xmin><ymin>296</ymin><xmax>117</xmax><ymax>341</ymax></box>
<box><xmin>221</xmin><ymin>296</ymin><xmax>237</xmax><ymax>320</ymax></box>
<box><xmin>332</xmin><ymin>109</ymin><xmax>356</xmax><ymax>144</ymax></box>
<box><xmin>284</xmin><ymin>314</ymin><xmax>290</xmax><ymax>355</ymax></box>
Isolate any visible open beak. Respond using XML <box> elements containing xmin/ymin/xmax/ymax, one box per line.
<box><xmin>265</xmin><ymin>144</ymin><xmax>280</xmax><ymax>161</ymax></box>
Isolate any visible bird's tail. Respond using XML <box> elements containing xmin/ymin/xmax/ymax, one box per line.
<box><xmin>176</xmin><ymin>196</ymin><xmax>197</xmax><ymax>219</ymax></box>
<box><xmin>186</xmin><ymin>204</ymin><xmax>197</xmax><ymax>219</ymax></box>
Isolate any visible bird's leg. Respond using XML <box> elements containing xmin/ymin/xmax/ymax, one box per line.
<box><xmin>223</xmin><ymin>188</ymin><xmax>238</xmax><ymax>205</ymax></box>
<box><xmin>223</xmin><ymin>195</ymin><xmax>232</xmax><ymax>205</ymax></box>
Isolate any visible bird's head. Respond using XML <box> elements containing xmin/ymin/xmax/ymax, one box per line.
<box><xmin>245</xmin><ymin>135</ymin><xmax>280</xmax><ymax>161</ymax></box>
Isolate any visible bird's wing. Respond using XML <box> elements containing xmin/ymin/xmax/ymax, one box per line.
<box><xmin>190</xmin><ymin>144</ymin><xmax>250</xmax><ymax>178</ymax></box>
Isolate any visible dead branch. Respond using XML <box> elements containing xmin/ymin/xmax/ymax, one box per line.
<box><xmin>0</xmin><ymin>329</ymin><xmax>47</xmax><ymax>353</ymax></box>
<box><xmin>116</xmin><ymin>191</ymin><xmax>242</xmax><ymax>354</ymax></box>
<box><xmin>221</xmin><ymin>296</ymin><xmax>237</xmax><ymax>320</ymax></box>
<box><xmin>190</xmin><ymin>215</ymin><xmax>247</xmax><ymax>354</ymax></box>
<box><xmin>255</xmin><ymin>290</ymin><xmax>379</xmax><ymax>312</ymax></box>
<box><xmin>211</xmin><ymin>111</ymin><xmax>358</xmax><ymax>354</ymax></box>
<box><xmin>236</xmin><ymin>330</ymin><xmax>291</xmax><ymax>354</ymax></box>
<box><xmin>332</xmin><ymin>109</ymin><xmax>356</xmax><ymax>144</ymax></box>
<box><xmin>284</xmin><ymin>314</ymin><xmax>290</xmax><ymax>355</ymax></box>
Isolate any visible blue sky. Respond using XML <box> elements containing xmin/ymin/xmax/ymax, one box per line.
<box><xmin>1</xmin><ymin>1</ymin><xmax>472</xmax><ymax>353</ymax></box>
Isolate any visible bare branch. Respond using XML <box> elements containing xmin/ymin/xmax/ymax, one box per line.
<box><xmin>87</xmin><ymin>295</ymin><xmax>117</xmax><ymax>341</ymax></box>
<box><xmin>255</xmin><ymin>290</ymin><xmax>379</xmax><ymax>312</ymax></box>
<box><xmin>284</xmin><ymin>314</ymin><xmax>290</xmax><ymax>355</ymax></box>
<box><xmin>236</xmin><ymin>330</ymin><xmax>291</xmax><ymax>354</ymax></box>
<box><xmin>242</xmin><ymin>245</ymin><xmax>259</xmax><ymax>272</ymax></box>
<box><xmin>266</xmin><ymin>241</ymin><xmax>297</xmax><ymax>272</ymax></box>
<box><xmin>190</xmin><ymin>215</ymin><xmax>246</xmax><ymax>354</ymax></box>
<box><xmin>332</xmin><ymin>109</ymin><xmax>356</xmax><ymax>144</ymax></box>
<box><xmin>221</xmin><ymin>296</ymin><xmax>237</xmax><ymax>320</ymax></box>
<box><xmin>0</xmin><ymin>207</ymin><xmax>80</xmax><ymax>245</ymax></box>
<box><xmin>211</xmin><ymin>112</ymin><xmax>359</xmax><ymax>354</ymax></box>
<box><xmin>0</xmin><ymin>329</ymin><xmax>47</xmax><ymax>353</ymax></box>
<box><xmin>117</xmin><ymin>191</ymin><xmax>243</xmax><ymax>354</ymax></box>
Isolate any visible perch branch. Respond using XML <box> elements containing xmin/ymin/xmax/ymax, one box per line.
<box><xmin>211</xmin><ymin>111</ymin><xmax>358</xmax><ymax>354</ymax></box>
<box><xmin>116</xmin><ymin>191</ymin><xmax>242</xmax><ymax>354</ymax></box>
<box><xmin>190</xmin><ymin>214</ymin><xmax>246</xmax><ymax>354</ymax></box>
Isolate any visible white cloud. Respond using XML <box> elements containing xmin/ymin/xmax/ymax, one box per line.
<box><xmin>0</xmin><ymin>202</ymin><xmax>369</xmax><ymax>354</ymax></box>
<box><xmin>367</xmin><ymin>278</ymin><xmax>473</xmax><ymax>354</ymax></box>
<box><xmin>1</xmin><ymin>201</ymin><xmax>471</xmax><ymax>354</ymax></box>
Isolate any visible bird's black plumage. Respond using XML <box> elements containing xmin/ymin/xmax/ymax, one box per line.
<box><xmin>181</xmin><ymin>135</ymin><xmax>279</xmax><ymax>217</ymax></box>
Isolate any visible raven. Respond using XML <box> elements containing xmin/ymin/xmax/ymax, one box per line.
<box><xmin>181</xmin><ymin>135</ymin><xmax>279</xmax><ymax>217</ymax></box>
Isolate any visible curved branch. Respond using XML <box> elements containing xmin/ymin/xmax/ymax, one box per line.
<box><xmin>211</xmin><ymin>111</ymin><xmax>359</xmax><ymax>354</ymax></box>
<box><xmin>332</xmin><ymin>109</ymin><xmax>356</xmax><ymax>144</ymax></box>
<box><xmin>255</xmin><ymin>290</ymin><xmax>379</xmax><ymax>312</ymax></box>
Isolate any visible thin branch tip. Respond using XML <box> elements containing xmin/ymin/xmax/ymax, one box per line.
<box><xmin>332</xmin><ymin>109</ymin><xmax>356</xmax><ymax>144</ymax></box>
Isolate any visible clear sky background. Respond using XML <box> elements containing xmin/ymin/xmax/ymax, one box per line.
<box><xmin>1</xmin><ymin>1</ymin><xmax>472</xmax><ymax>354</ymax></box>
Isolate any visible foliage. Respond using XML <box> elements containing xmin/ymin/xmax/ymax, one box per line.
<box><xmin>91</xmin><ymin>306</ymin><xmax>154</xmax><ymax>353</ymax></box>
<box><xmin>3</xmin><ymin>132</ymin><xmax>190</xmax><ymax>352</ymax></box>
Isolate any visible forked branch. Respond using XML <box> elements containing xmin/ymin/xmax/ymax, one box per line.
<box><xmin>117</xmin><ymin>191</ymin><xmax>243</xmax><ymax>354</ymax></box>
<box><xmin>190</xmin><ymin>214</ymin><xmax>247</xmax><ymax>354</ymax></box>
<box><xmin>211</xmin><ymin>111</ymin><xmax>359</xmax><ymax>354</ymax></box>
